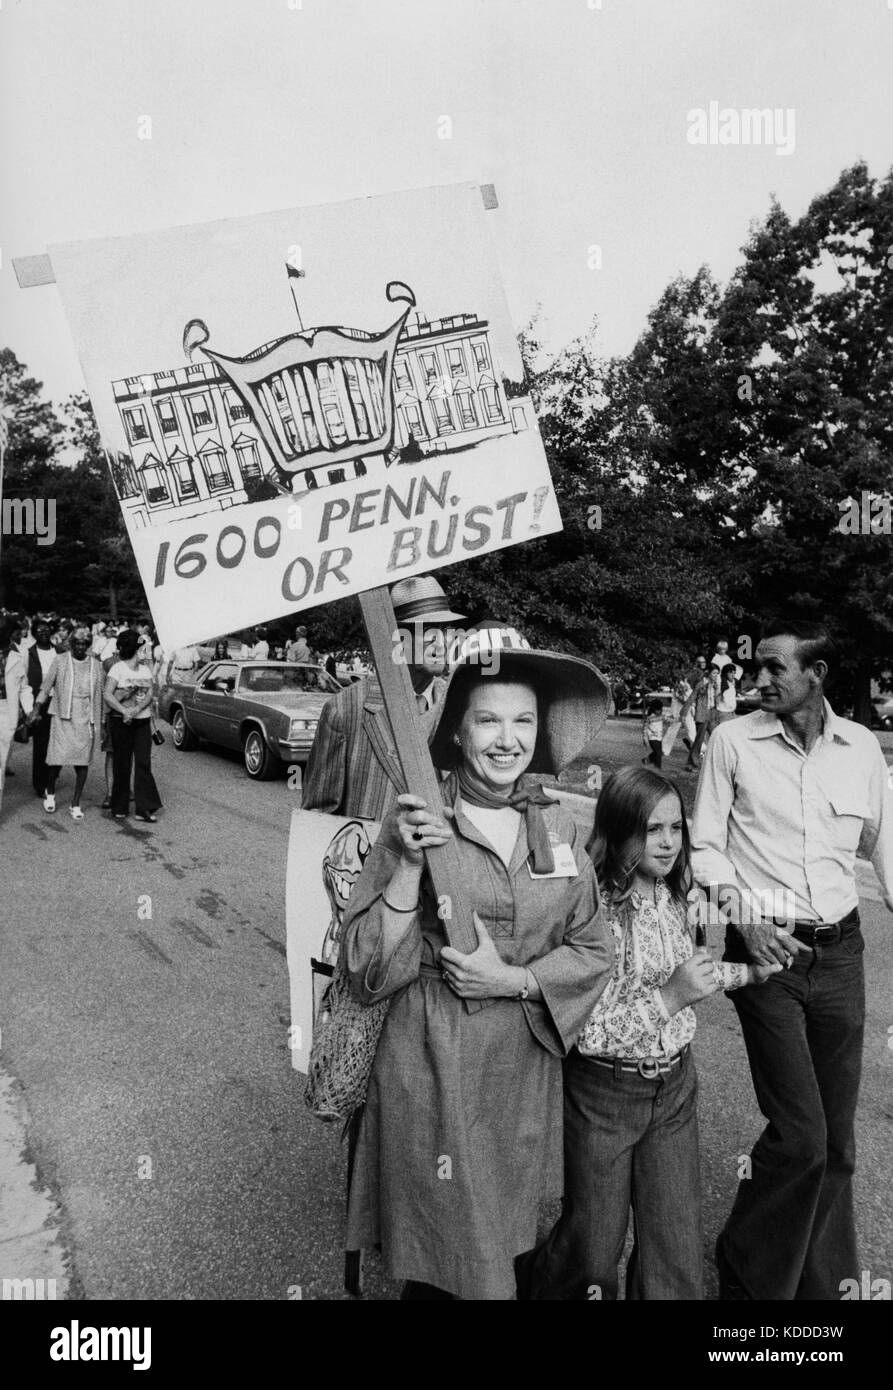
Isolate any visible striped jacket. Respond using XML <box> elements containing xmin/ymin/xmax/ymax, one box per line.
<box><xmin>301</xmin><ymin>674</ymin><xmax>444</xmax><ymax>821</ymax></box>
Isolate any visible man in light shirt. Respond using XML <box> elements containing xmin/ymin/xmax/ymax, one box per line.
<box><xmin>286</xmin><ymin>626</ymin><xmax>311</xmax><ymax>663</ymax></box>
<box><xmin>248</xmin><ymin>629</ymin><xmax>270</xmax><ymax>660</ymax></box>
<box><xmin>94</xmin><ymin>623</ymin><xmax>120</xmax><ymax>662</ymax></box>
<box><xmin>167</xmin><ymin>644</ymin><xmax>202</xmax><ymax>684</ymax></box>
<box><xmin>691</xmin><ymin>618</ymin><xmax>893</xmax><ymax>1301</ymax></box>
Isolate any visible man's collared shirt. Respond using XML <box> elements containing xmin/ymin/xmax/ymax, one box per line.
<box><xmin>691</xmin><ymin>700</ymin><xmax>893</xmax><ymax>923</ymax></box>
<box><xmin>417</xmin><ymin>679</ymin><xmax>436</xmax><ymax>712</ymax></box>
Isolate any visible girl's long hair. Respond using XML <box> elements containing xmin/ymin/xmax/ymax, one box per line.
<box><xmin>587</xmin><ymin>765</ymin><xmax>691</xmax><ymax>909</ymax></box>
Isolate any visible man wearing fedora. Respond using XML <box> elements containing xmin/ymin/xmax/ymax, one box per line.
<box><xmin>301</xmin><ymin>575</ymin><xmax>466</xmax><ymax>821</ymax></box>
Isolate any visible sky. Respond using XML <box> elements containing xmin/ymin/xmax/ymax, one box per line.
<box><xmin>1</xmin><ymin>0</ymin><xmax>892</xmax><ymax>411</ymax></box>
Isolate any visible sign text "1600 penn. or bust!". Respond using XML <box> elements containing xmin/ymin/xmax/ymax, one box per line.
<box><xmin>135</xmin><ymin>456</ymin><xmax>561</xmax><ymax>651</ymax></box>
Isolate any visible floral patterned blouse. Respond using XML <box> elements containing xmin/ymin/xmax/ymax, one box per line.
<box><xmin>577</xmin><ymin>877</ymin><xmax>750</xmax><ymax>1060</ymax></box>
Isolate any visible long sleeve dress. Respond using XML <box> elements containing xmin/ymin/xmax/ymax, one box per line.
<box><xmin>40</xmin><ymin>653</ymin><xmax>104</xmax><ymax>766</ymax></box>
<box><xmin>341</xmin><ymin>778</ymin><xmax>613</xmax><ymax>1299</ymax></box>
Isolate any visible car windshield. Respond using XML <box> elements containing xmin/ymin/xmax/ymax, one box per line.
<box><xmin>240</xmin><ymin>664</ymin><xmax>340</xmax><ymax>694</ymax></box>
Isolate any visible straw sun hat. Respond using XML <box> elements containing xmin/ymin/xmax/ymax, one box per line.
<box><xmin>390</xmin><ymin>574</ymin><xmax>466</xmax><ymax>625</ymax></box>
<box><xmin>430</xmin><ymin>625</ymin><xmax>611</xmax><ymax>776</ymax></box>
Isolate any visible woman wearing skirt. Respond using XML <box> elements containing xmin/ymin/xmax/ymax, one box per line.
<box><xmin>32</xmin><ymin>626</ymin><xmax>104</xmax><ymax>819</ymax></box>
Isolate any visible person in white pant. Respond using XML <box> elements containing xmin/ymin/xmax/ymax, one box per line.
<box><xmin>661</xmin><ymin>675</ymin><xmax>694</xmax><ymax>759</ymax></box>
<box><xmin>0</xmin><ymin>617</ymin><xmax>35</xmax><ymax>816</ymax></box>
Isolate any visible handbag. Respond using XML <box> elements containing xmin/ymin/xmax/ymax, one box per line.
<box><xmin>303</xmin><ymin>955</ymin><xmax>390</xmax><ymax>1122</ymax></box>
<box><xmin>13</xmin><ymin>713</ymin><xmax>32</xmax><ymax>744</ymax></box>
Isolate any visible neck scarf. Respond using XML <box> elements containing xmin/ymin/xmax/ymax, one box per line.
<box><xmin>454</xmin><ymin>766</ymin><xmax>556</xmax><ymax>873</ymax></box>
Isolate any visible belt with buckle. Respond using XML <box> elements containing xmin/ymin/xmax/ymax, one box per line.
<box><xmin>789</xmin><ymin>908</ymin><xmax>858</xmax><ymax>942</ymax></box>
<box><xmin>582</xmin><ymin>1044</ymin><xmax>690</xmax><ymax>1079</ymax></box>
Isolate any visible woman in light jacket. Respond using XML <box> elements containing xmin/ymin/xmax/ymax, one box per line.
<box><xmin>340</xmin><ymin>633</ymin><xmax>614</xmax><ymax>1299</ymax></box>
<box><xmin>32</xmin><ymin>625</ymin><xmax>103</xmax><ymax>819</ymax></box>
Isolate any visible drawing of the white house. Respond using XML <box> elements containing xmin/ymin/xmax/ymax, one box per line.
<box><xmin>110</xmin><ymin>282</ymin><xmax>533</xmax><ymax>529</ymax></box>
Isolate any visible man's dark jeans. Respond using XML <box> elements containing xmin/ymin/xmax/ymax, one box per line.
<box><xmin>720</xmin><ymin>914</ymin><xmax>865</xmax><ymax>1300</ymax></box>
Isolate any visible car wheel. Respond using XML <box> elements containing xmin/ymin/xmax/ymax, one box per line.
<box><xmin>171</xmin><ymin>707</ymin><xmax>199</xmax><ymax>750</ymax></box>
<box><xmin>242</xmin><ymin>727</ymin><xmax>277</xmax><ymax>780</ymax></box>
<box><xmin>883</xmin><ymin>717</ymin><xmax>893</xmax><ymax>732</ymax></box>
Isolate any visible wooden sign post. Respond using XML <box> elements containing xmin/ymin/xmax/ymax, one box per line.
<box><xmin>359</xmin><ymin>585</ymin><xmax>480</xmax><ymax>953</ymax></box>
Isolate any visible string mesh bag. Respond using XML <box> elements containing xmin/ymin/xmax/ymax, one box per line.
<box><xmin>303</xmin><ymin>956</ymin><xmax>390</xmax><ymax>1122</ymax></box>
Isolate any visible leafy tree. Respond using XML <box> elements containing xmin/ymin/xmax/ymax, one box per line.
<box><xmin>717</xmin><ymin>162</ymin><xmax>893</xmax><ymax>719</ymax></box>
<box><xmin>0</xmin><ymin>351</ymin><xmax>145</xmax><ymax>617</ymax></box>
<box><xmin>62</xmin><ymin>393</ymin><xmax>146</xmax><ymax>619</ymax></box>
<box><xmin>0</xmin><ymin>349</ymin><xmax>64</xmax><ymax>609</ymax></box>
<box><xmin>449</xmin><ymin>298</ymin><xmax>731</xmax><ymax>683</ymax></box>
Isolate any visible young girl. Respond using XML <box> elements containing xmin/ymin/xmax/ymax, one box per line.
<box><xmin>527</xmin><ymin>766</ymin><xmax>779</xmax><ymax>1300</ymax></box>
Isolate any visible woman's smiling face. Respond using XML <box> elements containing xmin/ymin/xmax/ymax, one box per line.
<box><xmin>456</xmin><ymin>680</ymin><xmax>538</xmax><ymax>791</ymax></box>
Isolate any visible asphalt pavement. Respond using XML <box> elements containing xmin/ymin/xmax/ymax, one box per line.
<box><xmin>1</xmin><ymin>717</ymin><xmax>891</xmax><ymax>1299</ymax></box>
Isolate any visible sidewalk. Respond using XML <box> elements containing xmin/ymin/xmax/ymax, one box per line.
<box><xmin>0</xmin><ymin>1067</ymin><xmax>71</xmax><ymax>1301</ymax></box>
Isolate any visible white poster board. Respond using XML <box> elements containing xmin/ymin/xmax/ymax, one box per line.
<box><xmin>49</xmin><ymin>182</ymin><xmax>561</xmax><ymax>649</ymax></box>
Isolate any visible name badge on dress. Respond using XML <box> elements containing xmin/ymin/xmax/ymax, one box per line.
<box><xmin>527</xmin><ymin>842</ymin><xmax>578</xmax><ymax>879</ymax></box>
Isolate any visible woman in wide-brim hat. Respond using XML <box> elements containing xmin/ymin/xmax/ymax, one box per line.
<box><xmin>340</xmin><ymin>631</ymin><xmax>614</xmax><ymax>1299</ymax></box>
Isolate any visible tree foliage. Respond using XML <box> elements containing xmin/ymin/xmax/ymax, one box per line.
<box><xmin>0</xmin><ymin>350</ymin><xmax>145</xmax><ymax>617</ymax></box>
<box><xmin>468</xmin><ymin>161</ymin><xmax>893</xmax><ymax>712</ymax></box>
<box><xmin>718</xmin><ymin>163</ymin><xmax>893</xmax><ymax>717</ymax></box>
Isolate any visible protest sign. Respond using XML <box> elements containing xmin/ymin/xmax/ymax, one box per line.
<box><xmin>49</xmin><ymin>182</ymin><xmax>560</xmax><ymax>649</ymax></box>
<box><xmin>131</xmin><ymin>444</ymin><xmax>558</xmax><ymax>649</ymax></box>
<box><xmin>50</xmin><ymin>180</ymin><xmax>566</xmax><ymax>967</ymax></box>
<box><xmin>285</xmin><ymin>808</ymin><xmax>381</xmax><ymax>1075</ymax></box>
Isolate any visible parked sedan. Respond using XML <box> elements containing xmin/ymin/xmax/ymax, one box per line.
<box><xmin>159</xmin><ymin>660</ymin><xmax>341</xmax><ymax>780</ymax></box>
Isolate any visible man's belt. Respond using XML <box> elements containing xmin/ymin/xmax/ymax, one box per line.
<box><xmin>787</xmin><ymin>907</ymin><xmax>859</xmax><ymax>941</ymax></box>
<box><xmin>579</xmin><ymin>1043</ymin><xmax>690</xmax><ymax>1080</ymax></box>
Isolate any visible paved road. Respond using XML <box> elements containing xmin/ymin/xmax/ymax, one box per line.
<box><xmin>1</xmin><ymin>719</ymin><xmax>891</xmax><ymax>1299</ymax></box>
